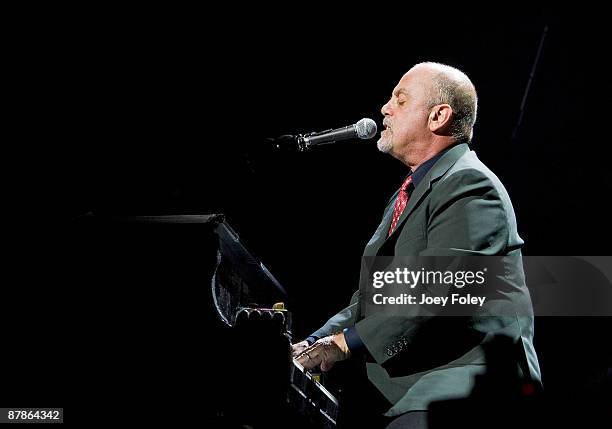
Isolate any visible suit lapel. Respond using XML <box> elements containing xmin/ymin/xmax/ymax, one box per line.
<box><xmin>384</xmin><ymin>143</ymin><xmax>470</xmax><ymax>243</ymax></box>
<box><xmin>363</xmin><ymin>197</ymin><xmax>396</xmax><ymax>256</ymax></box>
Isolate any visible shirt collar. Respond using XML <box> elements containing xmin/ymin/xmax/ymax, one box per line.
<box><xmin>409</xmin><ymin>146</ymin><xmax>456</xmax><ymax>189</ymax></box>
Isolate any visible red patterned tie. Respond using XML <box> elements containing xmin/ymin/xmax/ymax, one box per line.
<box><xmin>388</xmin><ymin>175</ymin><xmax>413</xmax><ymax>237</ymax></box>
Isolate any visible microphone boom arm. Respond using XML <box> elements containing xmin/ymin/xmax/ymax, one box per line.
<box><xmin>268</xmin><ymin>118</ymin><xmax>376</xmax><ymax>152</ymax></box>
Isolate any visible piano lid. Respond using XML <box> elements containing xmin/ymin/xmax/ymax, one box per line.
<box><xmin>75</xmin><ymin>213</ymin><xmax>288</xmax><ymax>326</ymax></box>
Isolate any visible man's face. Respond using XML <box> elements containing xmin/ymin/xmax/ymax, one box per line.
<box><xmin>377</xmin><ymin>68</ymin><xmax>431</xmax><ymax>155</ymax></box>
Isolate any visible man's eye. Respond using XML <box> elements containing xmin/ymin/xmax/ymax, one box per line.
<box><xmin>397</xmin><ymin>98</ymin><xmax>406</xmax><ymax>105</ymax></box>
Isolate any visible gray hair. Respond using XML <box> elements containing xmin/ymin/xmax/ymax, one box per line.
<box><xmin>418</xmin><ymin>62</ymin><xmax>478</xmax><ymax>144</ymax></box>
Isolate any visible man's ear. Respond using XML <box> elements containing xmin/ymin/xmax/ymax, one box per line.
<box><xmin>428</xmin><ymin>104</ymin><xmax>453</xmax><ymax>134</ymax></box>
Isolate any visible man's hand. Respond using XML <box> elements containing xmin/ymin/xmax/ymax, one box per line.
<box><xmin>291</xmin><ymin>340</ymin><xmax>310</xmax><ymax>358</ymax></box>
<box><xmin>295</xmin><ymin>333</ymin><xmax>350</xmax><ymax>372</ymax></box>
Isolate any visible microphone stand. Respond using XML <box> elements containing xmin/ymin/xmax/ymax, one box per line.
<box><xmin>268</xmin><ymin>129</ymin><xmax>334</xmax><ymax>152</ymax></box>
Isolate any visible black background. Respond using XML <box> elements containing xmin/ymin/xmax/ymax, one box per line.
<box><xmin>11</xmin><ymin>6</ymin><xmax>612</xmax><ymax>423</ymax></box>
<box><xmin>64</xmin><ymin>12</ymin><xmax>611</xmax><ymax>327</ymax></box>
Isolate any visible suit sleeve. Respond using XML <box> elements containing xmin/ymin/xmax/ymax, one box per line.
<box><xmin>355</xmin><ymin>169</ymin><xmax>509</xmax><ymax>365</ymax></box>
<box><xmin>309</xmin><ymin>289</ymin><xmax>360</xmax><ymax>339</ymax></box>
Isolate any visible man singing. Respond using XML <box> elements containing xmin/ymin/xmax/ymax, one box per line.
<box><xmin>292</xmin><ymin>62</ymin><xmax>541</xmax><ymax>428</ymax></box>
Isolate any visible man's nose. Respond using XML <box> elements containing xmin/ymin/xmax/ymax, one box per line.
<box><xmin>381</xmin><ymin>100</ymin><xmax>391</xmax><ymax>116</ymax></box>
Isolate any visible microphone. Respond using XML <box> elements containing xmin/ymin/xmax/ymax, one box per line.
<box><xmin>270</xmin><ymin>118</ymin><xmax>378</xmax><ymax>152</ymax></box>
<box><xmin>302</xmin><ymin>118</ymin><xmax>378</xmax><ymax>147</ymax></box>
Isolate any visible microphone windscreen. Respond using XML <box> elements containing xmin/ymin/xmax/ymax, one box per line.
<box><xmin>355</xmin><ymin>118</ymin><xmax>378</xmax><ymax>139</ymax></box>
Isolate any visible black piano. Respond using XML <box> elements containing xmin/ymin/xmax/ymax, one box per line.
<box><xmin>72</xmin><ymin>213</ymin><xmax>337</xmax><ymax>427</ymax></box>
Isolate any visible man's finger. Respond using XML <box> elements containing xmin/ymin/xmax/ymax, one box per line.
<box><xmin>320</xmin><ymin>359</ymin><xmax>335</xmax><ymax>372</ymax></box>
<box><xmin>291</xmin><ymin>343</ymin><xmax>307</xmax><ymax>358</ymax></box>
<box><xmin>295</xmin><ymin>350</ymin><xmax>313</xmax><ymax>367</ymax></box>
<box><xmin>296</xmin><ymin>348</ymin><xmax>323</xmax><ymax>371</ymax></box>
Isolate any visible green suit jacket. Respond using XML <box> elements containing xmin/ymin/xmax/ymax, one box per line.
<box><xmin>311</xmin><ymin>143</ymin><xmax>541</xmax><ymax>416</ymax></box>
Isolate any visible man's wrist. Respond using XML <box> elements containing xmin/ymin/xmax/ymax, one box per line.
<box><xmin>305</xmin><ymin>336</ymin><xmax>318</xmax><ymax>346</ymax></box>
<box><xmin>332</xmin><ymin>332</ymin><xmax>350</xmax><ymax>357</ymax></box>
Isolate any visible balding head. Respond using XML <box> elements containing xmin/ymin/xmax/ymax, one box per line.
<box><xmin>379</xmin><ymin>62</ymin><xmax>478</xmax><ymax>169</ymax></box>
<box><xmin>410</xmin><ymin>62</ymin><xmax>478</xmax><ymax>144</ymax></box>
